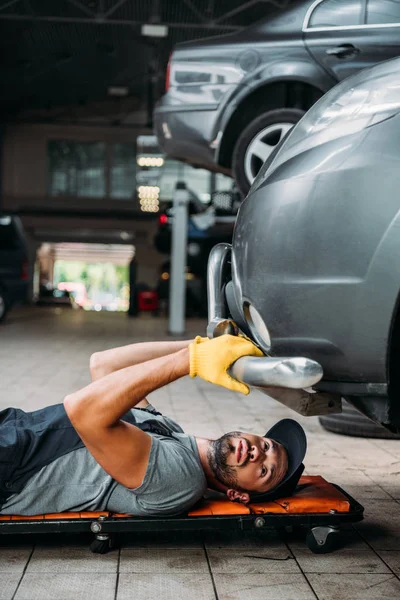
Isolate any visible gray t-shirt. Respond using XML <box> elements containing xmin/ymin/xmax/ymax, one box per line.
<box><xmin>0</xmin><ymin>406</ymin><xmax>207</xmax><ymax>516</ymax></box>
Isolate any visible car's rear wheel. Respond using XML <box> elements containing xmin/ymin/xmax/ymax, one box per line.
<box><xmin>0</xmin><ymin>288</ymin><xmax>9</xmax><ymax>323</ymax></box>
<box><xmin>232</xmin><ymin>108</ymin><xmax>305</xmax><ymax>197</ymax></box>
<box><xmin>319</xmin><ymin>399</ymin><xmax>400</xmax><ymax>439</ymax></box>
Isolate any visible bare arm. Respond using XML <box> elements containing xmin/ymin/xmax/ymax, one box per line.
<box><xmin>64</xmin><ymin>348</ymin><xmax>190</xmax><ymax>489</ymax></box>
<box><xmin>90</xmin><ymin>340</ymin><xmax>193</xmax><ymax>381</ymax></box>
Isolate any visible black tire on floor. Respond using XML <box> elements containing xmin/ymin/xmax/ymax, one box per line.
<box><xmin>319</xmin><ymin>399</ymin><xmax>400</xmax><ymax>439</ymax></box>
<box><xmin>232</xmin><ymin>108</ymin><xmax>305</xmax><ymax>197</ymax></box>
<box><xmin>0</xmin><ymin>287</ymin><xmax>9</xmax><ymax>324</ymax></box>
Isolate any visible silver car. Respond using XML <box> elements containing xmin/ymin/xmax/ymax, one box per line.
<box><xmin>207</xmin><ymin>57</ymin><xmax>400</xmax><ymax>433</ymax></box>
<box><xmin>154</xmin><ymin>0</ymin><xmax>400</xmax><ymax>196</ymax></box>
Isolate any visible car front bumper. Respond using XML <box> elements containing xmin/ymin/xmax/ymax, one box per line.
<box><xmin>154</xmin><ymin>99</ymin><xmax>227</xmax><ymax>173</ymax></box>
<box><xmin>206</xmin><ymin>242</ymin><xmax>342</xmax><ymax>418</ymax></box>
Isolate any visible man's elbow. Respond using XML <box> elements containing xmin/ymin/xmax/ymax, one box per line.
<box><xmin>64</xmin><ymin>393</ymin><xmax>90</xmax><ymax>433</ymax></box>
<box><xmin>64</xmin><ymin>393</ymin><xmax>79</xmax><ymax>422</ymax></box>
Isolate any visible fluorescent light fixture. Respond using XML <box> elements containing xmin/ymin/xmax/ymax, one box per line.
<box><xmin>137</xmin><ymin>157</ymin><xmax>164</xmax><ymax>167</ymax></box>
<box><xmin>141</xmin><ymin>24</ymin><xmax>168</xmax><ymax>38</ymax></box>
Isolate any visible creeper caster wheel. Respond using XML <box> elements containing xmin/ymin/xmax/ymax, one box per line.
<box><xmin>90</xmin><ymin>534</ymin><xmax>114</xmax><ymax>554</ymax></box>
<box><xmin>306</xmin><ymin>526</ymin><xmax>340</xmax><ymax>554</ymax></box>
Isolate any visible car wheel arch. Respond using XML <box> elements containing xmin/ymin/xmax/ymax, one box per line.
<box><xmin>387</xmin><ymin>288</ymin><xmax>400</xmax><ymax>426</ymax></box>
<box><xmin>217</xmin><ymin>78</ymin><xmax>326</xmax><ymax>171</ymax></box>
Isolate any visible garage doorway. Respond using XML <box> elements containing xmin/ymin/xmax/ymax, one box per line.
<box><xmin>37</xmin><ymin>243</ymin><xmax>135</xmax><ymax>312</ymax></box>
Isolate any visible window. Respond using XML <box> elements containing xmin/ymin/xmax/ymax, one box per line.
<box><xmin>157</xmin><ymin>160</ymin><xmax>213</xmax><ymax>203</ymax></box>
<box><xmin>48</xmin><ymin>141</ymin><xmax>105</xmax><ymax>198</ymax></box>
<box><xmin>366</xmin><ymin>0</ymin><xmax>400</xmax><ymax>24</ymax></box>
<box><xmin>136</xmin><ymin>134</ymin><xmax>217</xmax><ymax>209</ymax></box>
<box><xmin>308</xmin><ymin>0</ymin><xmax>363</xmax><ymax>28</ymax></box>
<box><xmin>111</xmin><ymin>143</ymin><xmax>136</xmax><ymax>199</ymax></box>
<box><xmin>215</xmin><ymin>173</ymin><xmax>234</xmax><ymax>193</ymax></box>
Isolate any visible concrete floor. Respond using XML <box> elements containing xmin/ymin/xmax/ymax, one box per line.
<box><xmin>1</xmin><ymin>306</ymin><xmax>400</xmax><ymax>600</ymax></box>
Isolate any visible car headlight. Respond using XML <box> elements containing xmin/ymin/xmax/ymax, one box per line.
<box><xmin>253</xmin><ymin>59</ymin><xmax>400</xmax><ymax>185</ymax></box>
<box><xmin>244</xmin><ymin>303</ymin><xmax>271</xmax><ymax>352</ymax></box>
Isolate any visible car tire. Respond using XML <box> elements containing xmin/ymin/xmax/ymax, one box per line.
<box><xmin>0</xmin><ymin>288</ymin><xmax>9</xmax><ymax>323</ymax></box>
<box><xmin>319</xmin><ymin>399</ymin><xmax>400</xmax><ymax>439</ymax></box>
<box><xmin>232</xmin><ymin>108</ymin><xmax>305</xmax><ymax>197</ymax></box>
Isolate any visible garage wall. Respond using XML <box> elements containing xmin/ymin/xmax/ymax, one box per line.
<box><xmin>3</xmin><ymin>122</ymin><xmax>145</xmax><ymax>201</ymax></box>
<box><xmin>3</xmin><ymin>125</ymin><xmax>47</xmax><ymax>197</ymax></box>
<box><xmin>1</xmin><ymin>122</ymin><xmax>165</xmax><ymax>288</ymax></box>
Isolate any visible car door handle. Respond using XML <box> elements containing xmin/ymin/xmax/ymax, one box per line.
<box><xmin>326</xmin><ymin>44</ymin><xmax>360</xmax><ymax>58</ymax></box>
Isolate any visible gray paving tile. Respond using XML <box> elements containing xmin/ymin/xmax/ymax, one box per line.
<box><xmin>380</xmin><ymin>486</ymin><xmax>400</xmax><ymax>501</ymax></box>
<box><xmin>0</xmin><ymin>547</ymin><xmax>32</xmax><ymax>573</ymax></box>
<box><xmin>27</xmin><ymin>545</ymin><xmax>118</xmax><ymax>572</ymax></box>
<box><xmin>119</xmin><ymin>548</ymin><xmax>209</xmax><ymax>573</ymax></box>
<box><xmin>14</xmin><ymin>573</ymin><xmax>117</xmax><ymax>600</ymax></box>
<box><xmin>214</xmin><ymin>573</ymin><xmax>315</xmax><ymax>600</ymax></box>
<box><xmin>207</xmin><ymin>547</ymin><xmax>300</xmax><ymax>573</ymax></box>
<box><xmin>0</xmin><ymin>574</ymin><xmax>22</xmax><ymax>600</ymax></box>
<box><xmin>3</xmin><ymin>307</ymin><xmax>400</xmax><ymax>597</ymax></box>
<box><xmin>203</xmin><ymin>530</ymin><xmax>285</xmax><ymax>549</ymax></box>
<box><xmin>307</xmin><ymin>573</ymin><xmax>400</xmax><ymax>599</ymax></box>
<box><xmin>116</xmin><ymin>573</ymin><xmax>215</xmax><ymax>600</ymax></box>
<box><xmin>354</xmin><ymin>515</ymin><xmax>400</xmax><ymax>550</ymax></box>
<box><xmin>294</xmin><ymin>548</ymin><xmax>390</xmax><ymax>573</ymax></box>
<box><xmin>344</xmin><ymin>485</ymin><xmax>393</xmax><ymax>501</ymax></box>
<box><xmin>119</xmin><ymin>530</ymin><xmax>204</xmax><ymax>548</ymax></box>
<box><xmin>377</xmin><ymin>551</ymin><xmax>400</xmax><ymax>573</ymax></box>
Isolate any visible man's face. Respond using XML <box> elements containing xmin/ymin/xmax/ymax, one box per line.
<box><xmin>211</xmin><ymin>431</ymin><xmax>288</xmax><ymax>494</ymax></box>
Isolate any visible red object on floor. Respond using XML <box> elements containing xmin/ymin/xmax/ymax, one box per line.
<box><xmin>137</xmin><ymin>291</ymin><xmax>158</xmax><ymax>312</ymax></box>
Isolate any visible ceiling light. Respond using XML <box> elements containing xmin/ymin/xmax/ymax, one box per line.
<box><xmin>137</xmin><ymin>156</ymin><xmax>164</xmax><ymax>167</ymax></box>
<box><xmin>141</xmin><ymin>24</ymin><xmax>168</xmax><ymax>38</ymax></box>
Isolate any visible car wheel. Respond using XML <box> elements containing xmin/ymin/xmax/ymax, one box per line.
<box><xmin>319</xmin><ymin>399</ymin><xmax>400</xmax><ymax>439</ymax></box>
<box><xmin>232</xmin><ymin>108</ymin><xmax>305</xmax><ymax>197</ymax></box>
<box><xmin>0</xmin><ymin>288</ymin><xmax>9</xmax><ymax>323</ymax></box>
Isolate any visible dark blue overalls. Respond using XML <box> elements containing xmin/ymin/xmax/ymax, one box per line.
<box><xmin>0</xmin><ymin>403</ymin><xmax>170</xmax><ymax>510</ymax></box>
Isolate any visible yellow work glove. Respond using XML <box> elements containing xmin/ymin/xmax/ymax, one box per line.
<box><xmin>189</xmin><ymin>334</ymin><xmax>264</xmax><ymax>395</ymax></box>
<box><xmin>192</xmin><ymin>335</ymin><xmax>209</xmax><ymax>344</ymax></box>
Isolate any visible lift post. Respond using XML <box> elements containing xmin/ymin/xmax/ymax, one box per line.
<box><xmin>168</xmin><ymin>181</ymin><xmax>189</xmax><ymax>335</ymax></box>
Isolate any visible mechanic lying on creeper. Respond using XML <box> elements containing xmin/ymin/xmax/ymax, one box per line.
<box><xmin>0</xmin><ymin>335</ymin><xmax>306</xmax><ymax>516</ymax></box>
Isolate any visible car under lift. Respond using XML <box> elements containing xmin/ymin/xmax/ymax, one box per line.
<box><xmin>0</xmin><ymin>476</ymin><xmax>363</xmax><ymax>554</ymax></box>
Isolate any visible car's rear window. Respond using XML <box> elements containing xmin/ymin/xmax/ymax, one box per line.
<box><xmin>366</xmin><ymin>0</ymin><xmax>400</xmax><ymax>25</ymax></box>
<box><xmin>0</xmin><ymin>217</ymin><xmax>23</xmax><ymax>250</ymax></box>
<box><xmin>308</xmin><ymin>0</ymin><xmax>363</xmax><ymax>28</ymax></box>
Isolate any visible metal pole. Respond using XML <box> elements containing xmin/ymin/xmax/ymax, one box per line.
<box><xmin>168</xmin><ymin>181</ymin><xmax>189</xmax><ymax>335</ymax></box>
<box><xmin>0</xmin><ymin>124</ymin><xmax>3</xmax><ymax>214</ymax></box>
<box><xmin>128</xmin><ymin>258</ymin><xmax>137</xmax><ymax>316</ymax></box>
<box><xmin>210</xmin><ymin>171</ymin><xmax>216</xmax><ymax>198</ymax></box>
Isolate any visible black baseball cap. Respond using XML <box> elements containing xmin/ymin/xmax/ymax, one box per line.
<box><xmin>249</xmin><ymin>419</ymin><xmax>307</xmax><ymax>503</ymax></box>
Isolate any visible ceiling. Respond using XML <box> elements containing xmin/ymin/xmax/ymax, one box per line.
<box><xmin>0</xmin><ymin>0</ymin><xmax>293</xmax><ymax>123</ymax></box>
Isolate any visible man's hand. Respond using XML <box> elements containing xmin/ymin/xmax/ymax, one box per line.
<box><xmin>189</xmin><ymin>334</ymin><xmax>263</xmax><ymax>395</ymax></box>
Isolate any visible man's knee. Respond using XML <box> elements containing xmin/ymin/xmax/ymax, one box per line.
<box><xmin>90</xmin><ymin>352</ymin><xmax>104</xmax><ymax>380</ymax></box>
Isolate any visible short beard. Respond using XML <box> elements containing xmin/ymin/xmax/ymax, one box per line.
<box><xmin>207</xmin><ymin>431</ymin><xmax>243</xmax><ymax>489</ymax></box>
